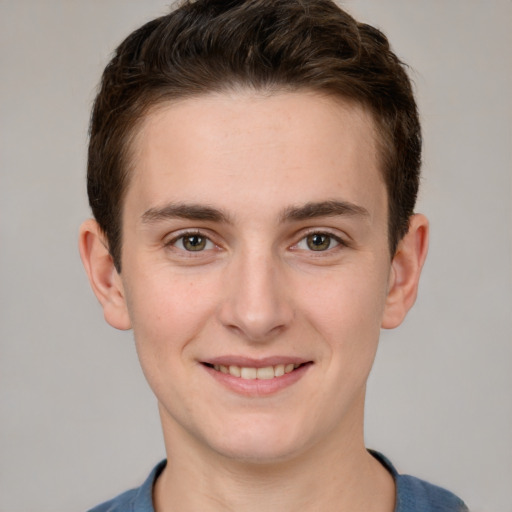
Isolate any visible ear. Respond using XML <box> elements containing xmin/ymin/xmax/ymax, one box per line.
<box><xmin>381</xmin><ymin>214</ymin><xmax>429</xmax><ymax>329</ymax></box>
<box><xmin>78</xmin><ymin>219</ymin><xmax>132</xmax><ymax>330</ymax></box>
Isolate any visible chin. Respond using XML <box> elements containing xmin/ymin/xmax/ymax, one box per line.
<box><xmin>203</xmin><ymin>418</ymin><xmax>314</xmax><ymax>465</ymax></box>
<box><xmin>213</xmin><ymin>440</ymin><xmax>304</xmax><ymax>465</ymax></box>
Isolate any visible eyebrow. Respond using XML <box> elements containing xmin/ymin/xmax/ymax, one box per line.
<box><xmin>141</xmin><ymin>199</ymin><xmax>369</xmax><ymax>225</ymax></box>
<box><xmin>279</xmin><ymin>200</ymin><xmax>370</xmax><ymax>222</ymax></box>
<box><xmin>141</xmin><ymin>203</ymin><xmax>232</xmax><ymax>224</ymax></box>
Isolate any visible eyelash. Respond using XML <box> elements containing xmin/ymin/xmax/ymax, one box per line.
<box><xmin>166</xmin><ymin>229</ymin><xmax>346</xmax><ymax>254</ymax></box>
<box><xmin>293</xmin><ymin>230</ymin><xmax>346</xmax><ymax>253</ymax></box>
<box><xmin>166</xmin><ymin>230</ymin><xmax>217</xmax><ymax>253</ymax></box>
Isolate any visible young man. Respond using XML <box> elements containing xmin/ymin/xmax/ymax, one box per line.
<box><xmin>79</xmin><ymin>1</ymin><xmax>468</xmax><ymax>510</ymax></box>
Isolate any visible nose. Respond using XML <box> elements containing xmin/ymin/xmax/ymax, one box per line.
<box><xmin>217</xmin><ymin>248</ymin><xmax>294</xmax><ymax>343</ymax></box>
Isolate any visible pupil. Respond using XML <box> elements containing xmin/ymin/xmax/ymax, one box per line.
<box><xmin>185</xmin><ymin>235</ymin><xmax>205</xmax><ymax>251</ymax></box>
<box><xmin>308</xmin><ymin>233</ymin><xmax>330</xmax><ymax>251</ymax></box>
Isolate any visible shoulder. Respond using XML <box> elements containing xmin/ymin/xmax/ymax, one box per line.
<box><xmin>87</xmin><ymin>460</ymin><xmax>166</xmax><ymax>512</ymax></box>
<box><xmin>370</xmin><ymin>451</ymin><xmax>469</xmax><ymax>512</ymax></box>
<box><xmin>395</xmin><ymin>473</ymin><xmax>469</xmax><ymax>512</ymax></box>
<box><xmin>87</xmin><ymin>487</ymin><xmax>139</xmax><ymax>512</ymax></box>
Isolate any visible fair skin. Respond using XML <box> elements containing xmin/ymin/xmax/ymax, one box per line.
<box><xmin>80</xmin><ymin>90</ymin><xmax>428</xmax><ymax>512</ymax></box>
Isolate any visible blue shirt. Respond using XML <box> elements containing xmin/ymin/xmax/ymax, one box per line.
<box><xmin>88</xmin><ymin>452</ymin><xmax>468</xmax><ymax>512</ymax></box>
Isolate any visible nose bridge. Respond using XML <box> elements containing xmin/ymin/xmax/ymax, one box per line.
<box><xmin>218</xmin><ymin>242</ymin><xmax>292</xmax><ymax>342</ymax></box>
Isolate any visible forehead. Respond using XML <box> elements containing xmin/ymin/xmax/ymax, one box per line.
<box><xmin>125</xmin><ymin>90</ymin><xmax>385</xmax><ymax>222</ymax></box>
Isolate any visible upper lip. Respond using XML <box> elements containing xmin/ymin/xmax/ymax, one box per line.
<box><xmin>202</xmin><ymin>356</ymin><xmax>311</xmax><ymax>368</ymax></box>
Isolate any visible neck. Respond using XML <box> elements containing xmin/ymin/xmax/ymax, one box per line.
<box><xmin>153</xmin><ymin>402</ymin><xmax>395</xmax><ymax>512</ymax></box>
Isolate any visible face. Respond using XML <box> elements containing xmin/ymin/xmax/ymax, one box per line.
<box><xmin>117</xmin><ymin>91</ymin><xmax>395</xmax><ymax>462</ymax></box>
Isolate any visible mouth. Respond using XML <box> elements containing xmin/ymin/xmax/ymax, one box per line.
<box><xmin>200</xmin><ymin>359</ymin><xmax>312</xmax><ymax>396</ymax></box>
<box><xmin>201</xmin><ymin>361</ymin><xmax>312</xmax><ymax>380</ymax></box>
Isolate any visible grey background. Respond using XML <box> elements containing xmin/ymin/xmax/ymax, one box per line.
<box><xmin>1</xmin><ymin>1</ymin><xmax>511</xmax><ymax>511</ymax></box>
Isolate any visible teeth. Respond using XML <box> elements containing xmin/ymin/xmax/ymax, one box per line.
<box><xmin>229</xmin><ymin>365</ymin><xmax>241</xmax><ymax>377</ymax></box>
<box><xmin>256</xmin><ymin>366</ymin><xmax>274</xmax><ymax>380</ymax></box>
<box><xmin>240</xmin><ymin>367</ymin><xmax>257</xmax><ymax>379</ymax></box>
<box><xmin>212</xmin><ymin>363</ymin><xmax>302</xmax><ymax>380</ymax></box>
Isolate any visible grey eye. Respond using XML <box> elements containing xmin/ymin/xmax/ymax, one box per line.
<box><xmin>180</xmin><ymin>234</ymin><xmax>208</xmax><ymax>251</ymax></box>
<box><xmin>306</xmin><ymin>233</ymin><xmax>333</xmax><ymax>251</ymax></box>
<box><xmin>295</xmin><ymin>232</ymin><xmax>341</xmax><ymax>252</ymax></box>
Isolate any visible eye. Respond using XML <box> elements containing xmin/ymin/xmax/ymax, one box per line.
<box><xmin>172</xmin><ymin>233</ymin><xmax>215</xmax><ymax>252</ymax></box>
<box><xmin>296</xmin><ymin>232</ymin><xmax>341</xmax><ymax>252</ymax></box>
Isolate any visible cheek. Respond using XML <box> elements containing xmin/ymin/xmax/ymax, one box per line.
<box><xmin>295</xmin><ymin>262</ymin><xmax>390</xmax><ymax>378</ymax></box>
<box><xmin>298</xmin><ymin>263</ymin><xmax>389</xmax><ymax>336</ymax></box>
<box><xmin>124</xmin><ymin>270</ymin><xmax>218</xmax><ymax>369</ymax></box>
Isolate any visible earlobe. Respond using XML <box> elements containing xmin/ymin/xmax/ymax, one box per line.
<box><xmin>78</xmin><ymin>219</ymin><xmax>132</xmax><ymax>330</ymax></box>
<box><xmin>381</xmin><ymin>214</ymin><xmax>429</xmax><ymax>329</ymax></box>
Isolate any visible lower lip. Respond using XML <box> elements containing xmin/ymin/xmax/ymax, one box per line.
<box><xmin>202</xmin><ymin>363</ymin><xmax>311</xmax><ymax>397</ymax></box>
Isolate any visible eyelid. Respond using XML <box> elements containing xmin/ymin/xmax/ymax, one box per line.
<box><xmin>163</xmin><ymin>227</ymin><xmax>348</xmax><ymax>254</ymax></box>
<box><xmin>291</xmin><ymin>228</ymin><xmax>348</xmax><ymax>251</ymax></box>
<box><xmin>165</xmin><ymin>229</ymin><xmax>218</xmax><ymax>251</ymax></box>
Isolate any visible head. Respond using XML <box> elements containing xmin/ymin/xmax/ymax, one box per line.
<box><xmin>80</xmin><ymin>0</ymin><xmax>428</xmax><ymax>464</ymax></box>
<box><xmin>87</xmin><ymin>0</ymin><xmax>421</xmax><ymax>272</ymax></box>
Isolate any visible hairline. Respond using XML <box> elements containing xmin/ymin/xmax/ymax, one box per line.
<box><xmin>113</xmin><ymin>85</ymin><xmax>395</xmax><ymax>271</ymax></box>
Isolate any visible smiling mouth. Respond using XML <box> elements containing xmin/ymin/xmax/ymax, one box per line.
<box><xmin>203</xmin><ymin>362</ymin><xmax>309</xmax><ymax>380</ymax></box>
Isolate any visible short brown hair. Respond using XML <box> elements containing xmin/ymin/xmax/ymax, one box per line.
<box><xmin>88</xmin><ymin>0</ymin><xmax>421</xmax><ymax>271</ymax></box>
